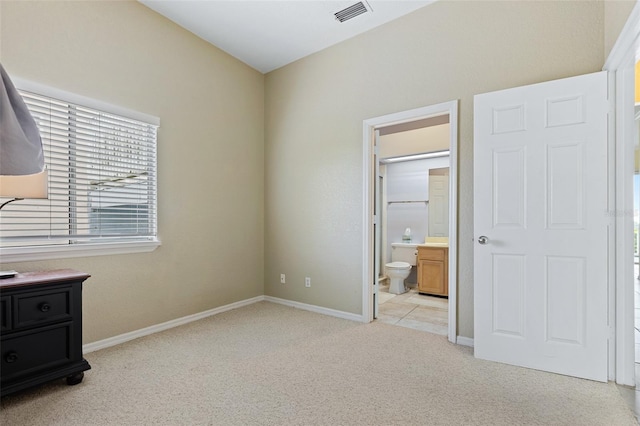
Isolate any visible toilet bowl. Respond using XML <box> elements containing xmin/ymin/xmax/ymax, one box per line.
<box><xmin>385</xmin><ymin>261</ymin><xmax>411</xmax><ymax>294</ymax></box>
<box><xmin>387</xmin><ymin>243</ymin><xmax>417</xmax><ymax>295</ymax></box>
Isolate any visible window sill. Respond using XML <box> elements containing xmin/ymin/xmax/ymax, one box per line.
<box><xmin>0</xmin><ymin>239</ymin><xmax>161</xmax><ymax>263</ymax></box>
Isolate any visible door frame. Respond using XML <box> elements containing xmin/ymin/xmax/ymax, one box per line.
<box><xmin>362</xmin><ymin>100</ymin><xmax>459</xmax><ymax>343</ymax></box>
<box><xmin>605</xmin><ymin>1</ymin><xmax>640</xmax><ymax>386</ymax></box>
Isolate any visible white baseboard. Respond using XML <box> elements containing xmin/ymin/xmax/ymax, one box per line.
<box><xmin>456</xmin><ymin>336</ymin><xmax>474</xmax><ymax>347</ymax></box>
<box><xmin>83</xmin><ymin>293</ymin><xmax>470</xmax><ymax>353</ymax></box>
<box><xmin>83</xmin><ymin>295</ymin><xmax>265</xmax><ymax>354</ymax></box>
<box><xmin>83</xmin><ymin>295</ymin><xmax>361</xmax><ymax>354</ymax></box>
<box><xmin>264</xmin><ymin>296</ymin><xmax>363</xmax><ymax>322</ymax></box>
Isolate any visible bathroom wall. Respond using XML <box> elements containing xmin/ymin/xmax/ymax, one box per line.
<box><xmin>385</xmin><ymin>156</ymin><xmax>450</xmax><ymax>263</ymax></box>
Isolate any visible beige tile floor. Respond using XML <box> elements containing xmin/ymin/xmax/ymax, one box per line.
<box><xmin>375</xmin><ymin>282</ymin><xmax>448</xmax><ymax>336</ymax></box>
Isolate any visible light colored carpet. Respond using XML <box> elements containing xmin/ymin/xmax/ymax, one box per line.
<box><xmin>1</xmin><ymin>301</ymin><xmax>637</xmax><ymax>425</ymax></box>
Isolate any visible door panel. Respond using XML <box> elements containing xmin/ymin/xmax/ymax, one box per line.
<box><xmin>546</xmin><ymin>142</ymin><xmax>585</xmax><ymax>228</ymax></box>
<box><xmin>492</xmin><ymin>254</ymin><xmax>525</xmax><ymax>337</ymax></box>
<box><xmin>474</xmin><ymin>71</ymin><xmax>608</xmax><ymax>382</ymax></box>
<box><xmin>418</xmin><ymin>259</ymin><xmax>445</xmax><ymax>294</ymax></box>
<box><xmin>493</xmin><ymin>147</ymin><xmax>526</xmax><ymax>228</ymax></box>
<box><xmin>546</xmin><ymin>256</ymin><xmax>585</xmax><ymax>345</ymax></box>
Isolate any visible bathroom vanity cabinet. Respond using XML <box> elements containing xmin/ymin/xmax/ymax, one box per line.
<box><xmin>0</xmin><ymin>269</ymin><xmax>91</xmax><ymax>397</ymax></box>
<box><xmin>417</xmin><ymin>246</ymin><xmax>448</xmax><ymax>296</ymax></box>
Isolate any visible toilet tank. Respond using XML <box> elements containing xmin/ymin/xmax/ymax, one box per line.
<box><xmin>391</xmin><ymin>243</ymin><xmax>418</xmax><ymax>266</ymax></box>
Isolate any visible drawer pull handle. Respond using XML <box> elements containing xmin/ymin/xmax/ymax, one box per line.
<box><xmin>39</xmin><ymin>303</ymin><xmax>51</xmax><ymax>312</ymax></box>
<box><xmin>5</xmin><ymin>352</ymin><xmax>18</xmax><ymax>363</ymax></box>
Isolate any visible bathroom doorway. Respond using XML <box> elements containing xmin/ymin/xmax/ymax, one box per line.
<box><xmin>378</xmin><ymin>147</ymin><xmax>450</xmax><ymax>335</ymax></box>
<box><xmin>362</xmin><ymin>101</ymin><xmax>458</xmax><ymax>343</ymax></box>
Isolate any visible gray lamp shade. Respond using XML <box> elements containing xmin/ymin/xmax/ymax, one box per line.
<box><xmin>0</xmin><ymin>63</ymin><xmax>45</xmax><ymax>176</ymax></box>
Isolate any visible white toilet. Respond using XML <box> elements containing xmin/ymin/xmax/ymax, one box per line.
<box><xmin>386</xmin><ymin>261</ymin><xmax>412</xmax><ymax>294</ymax></box>
<box><xmin>386</xmin><ymin>243</ymin><xmax>417</xmax><ymax>295</ymax></box>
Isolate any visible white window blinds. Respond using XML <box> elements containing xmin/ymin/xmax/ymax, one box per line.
<box><xmin>0</xmin><ymin>88</ymin><xmax>159</xmax><ymax>248</ymax></box>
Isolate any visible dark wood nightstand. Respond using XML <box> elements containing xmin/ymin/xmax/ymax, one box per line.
<box><xmin>0</xmin><ymin>269</ymin><xmax>91</xmax><ymax>397</ymax></box>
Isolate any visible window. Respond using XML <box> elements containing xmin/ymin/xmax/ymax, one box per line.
<box><xmin>0</xmin><ymin>80</ymin><xmax>160</xmax><ymax>261</ymax></box>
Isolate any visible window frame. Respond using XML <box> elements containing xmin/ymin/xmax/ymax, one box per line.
<box><xmin>0</xmin><ymin>78</ymin><xmax>161</xmax><ymax>263</ymax></box>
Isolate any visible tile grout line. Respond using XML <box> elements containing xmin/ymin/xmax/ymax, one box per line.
<box><xmin>401</xmin><ymin>305</ymin><xmax>419</xmax><ymax>320</ymax></box>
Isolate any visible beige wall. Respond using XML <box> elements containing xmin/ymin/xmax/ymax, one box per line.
<box><xmin>0</xmin><ymin>1</ymin><xmax>265</xmax><ymax>343</ymax></box>
<box><xmin>264</xmin><ymin>1</ymin><xmax>605</xmax><ymax>338</ymax></box>
<box><xmin>604</xmin><ymin>0</ymin><xmax>637</xmax><ymax>59</ymax></box>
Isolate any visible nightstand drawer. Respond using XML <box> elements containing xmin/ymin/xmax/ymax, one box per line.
<box><xmin>15</xmin><ymin>288</ymin><xmax>71</xmax><ymax>329</ymax></box>
<box><xmin>0</xmin><ymin>297</ymin><xmax>10</xmax><ymax>332</ymax></box>
<box><xmin>1</xmin><ymin>323</ymin><xmax>71</xmax><ymax>380</ymax></box>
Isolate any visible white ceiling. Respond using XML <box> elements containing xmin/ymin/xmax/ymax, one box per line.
<box><xmin>139</xmin><ymin>1</ymin><xmax>434</xmax><ymax>74</ymax></box>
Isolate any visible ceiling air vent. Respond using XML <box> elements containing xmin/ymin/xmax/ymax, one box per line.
<box><xmin>334</xmin><ymin>1</ymin><xmax>370</xmax><ymax>23</ymax></box>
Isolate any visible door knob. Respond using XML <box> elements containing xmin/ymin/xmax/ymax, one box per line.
<box><xmin>478</xmin><ymin>236</ymin><xmax>489</xmax><ymax>245</ymax></box>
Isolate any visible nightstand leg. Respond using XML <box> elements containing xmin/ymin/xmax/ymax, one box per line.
<box><xmin>66</xmin><ymin>372</ymin><xmax>84</xmax><ymax>386</ymax></box>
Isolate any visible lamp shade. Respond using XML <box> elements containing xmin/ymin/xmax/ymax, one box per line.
<box><xmin>0</xmin><ymin>169</ymin><xmax>48</xmax><ymax>199</ymax></box>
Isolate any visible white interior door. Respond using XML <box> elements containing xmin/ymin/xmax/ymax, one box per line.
<box><xmin>473</xmin><ymin>71</ymin><xmax>609</xmax><ymax>381</ymax></box>
<box><xmin>428</xmin><ymin>169</ymin><xmax>450</xmax><ymax>237</ymax></box>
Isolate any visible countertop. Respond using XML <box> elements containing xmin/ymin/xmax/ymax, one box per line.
<box><xmin>391</xmin><ymin>242</ymin><xmax>449</xmax><ymax>248</ymax></box>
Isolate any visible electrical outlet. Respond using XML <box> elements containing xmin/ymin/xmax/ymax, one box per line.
<box><xmin>305</xmin><ymin>277</ymin><xmax>311</xmax><ymax>288</ymax></box>
<box><xmin>280</xmin><ymin>274</ymin><xmax>286</xmax><ymax>284</ymax></box>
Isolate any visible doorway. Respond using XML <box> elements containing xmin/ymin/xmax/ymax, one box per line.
<box><xmin>362</xmin><ymin>100</ymin><xmax>458</xmax><ymax>343</ymax></box>
<box><xmin>604</xmin><ymin>1</ymin><xmax>640</xmax><ymax>386</ymax></box>
<box><xmin>378</xmin><ymin>134</ymin><xmax>450</xmax><ymax>333</ymax></box>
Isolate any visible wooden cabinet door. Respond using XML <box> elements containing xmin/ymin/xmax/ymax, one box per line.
<box><xmin>418</xmin><ymin>258</ymin><xmax>445</xmax><ymax>295</ymax></box>
<box><xmin>417</xmin><ymin>246</ymin><xmax>448</xmax><ymax>296</ymax></box>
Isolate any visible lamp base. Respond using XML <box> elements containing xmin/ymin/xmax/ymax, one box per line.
<box><xmin>0</xmin><ymin>270</ymin><xmax>17</xmax><ymax>279</ymax></box>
